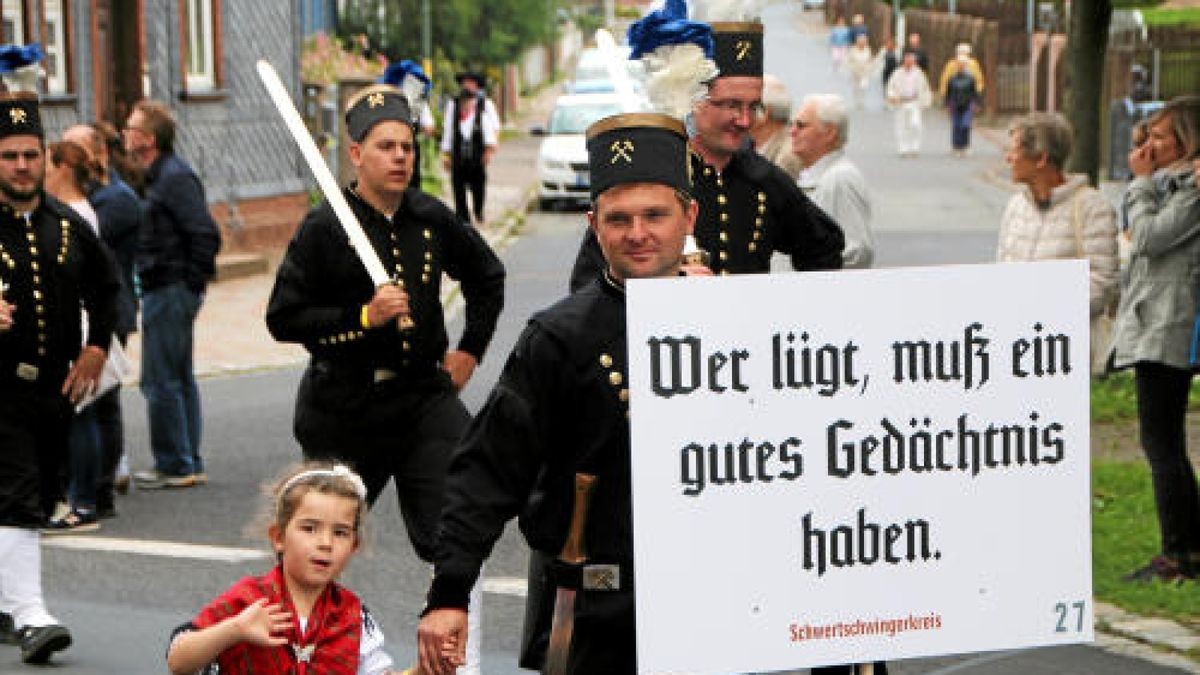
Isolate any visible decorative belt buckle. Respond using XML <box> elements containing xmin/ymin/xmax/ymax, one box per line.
<box><xmin>15</xmin><ymin>362</ymin><xmax>38</xmax><ymax>381</ymax></box>
<box><xmin>582</xmin><ymin>564</ymin><xmax>620</xmax><ymax>591</ymax></box>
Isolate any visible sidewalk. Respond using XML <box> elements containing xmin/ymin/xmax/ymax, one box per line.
<box><xmin>119</xmin><ymin>82</ymin><xmax>562</xmax><ymax>381</ymax></box>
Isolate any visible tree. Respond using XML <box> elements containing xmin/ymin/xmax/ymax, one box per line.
<box><xmin>337</xmin><ymin>0</ymin><xmax>563</xmax><ymax>67</ymax></box>
<box><xmin>1063</xmin><ymin>0</ymin><xmax>1112</xmax><ymax>184</ymax></box>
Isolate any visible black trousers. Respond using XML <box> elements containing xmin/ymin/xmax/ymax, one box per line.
<box><xmin>567</xmin><ymin>589</ymin><xmax>636</xmax><ymax>675</ymax></box>
<box><xmin>93</xmin><ymin>385</ymin><xmax>125</xmax><ymax>512</ymax></box>
<box><xmin>1134</xmin><ymin>361</ymin><xmax>1200</xmax><ymax>559</ymax></box>
<box><xmin>294</xmin><ymin>366</ymin><xmax>468</xmax><ymax>562</ymax></box>
<box><xmin>451</xmin><ymin>160</ymin><xmax>486</xmax><ymax>223</ymax></box>
<box><xmin>0</xmin><ymin>385</ymin><xmax>71</xmax><ymax>527</ymax></box>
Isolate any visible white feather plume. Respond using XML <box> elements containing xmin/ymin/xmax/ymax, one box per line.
<box><xmin>695</xmin><ymin>0</ymin><xmax>765</xmax><ymax>22</ymax></box>
<box><xmin>641</xmin><ymin>43</ymin><xmax>718</xmax><ymax>119</ymax></box>
<box><xmin>400</xmin><ymin>74</ymin><xmax>426</xmax><ymax>107</ymax></box>
<box><xmin>2</xmin><ymin>64</ymin><xmax>43</xmax><ymax>93</ymax></box>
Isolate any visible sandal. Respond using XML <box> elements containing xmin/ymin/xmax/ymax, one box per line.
<box><xmin>41</xmin><ymin>508</ymin><xmax>100</xmax><ymax>535</ymax></box>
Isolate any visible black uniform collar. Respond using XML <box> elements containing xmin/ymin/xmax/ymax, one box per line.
<box><xmin>601</xmin><ymin>269</ymin><xmax>626</xmax><ymax>297</ymax></box>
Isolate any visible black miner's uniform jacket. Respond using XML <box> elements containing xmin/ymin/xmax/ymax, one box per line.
<box><xmin>427</xmin><ymin>276</ymin><xmax>637</xmax><ymax>673</ymax></box>
<box><xmin>570</xmin><ymin>147</ymin><xmax>845</xmax><ymax>290</ymax></box>
<box><xmin>266</xmin><ymin>185</ymin><xmax>504</xmax><ymax>375</ymax></box>
<box><xmin>0</xmin><ymin>195</ymin><xmax>120</xmax><ymax>527</ymax></box>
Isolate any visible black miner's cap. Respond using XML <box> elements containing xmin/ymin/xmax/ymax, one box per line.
<box><xmin>586</xmin><ymin>113</ymin><xmax>689</xmax><ymax>200</ymax></box>
<box><xmin>345</xmin><ymin>85</ymin><xmax>413</xmax><ymax>142</ymax></box>
<box><xmin>0</xmin><ymin>91</ymin><xmax>42</xmax><ymax>140</ymax></box>
<box><xmin>711</xmin><ymin>22</ymin><xmax>763</xmax><ymax>78</ymax></box>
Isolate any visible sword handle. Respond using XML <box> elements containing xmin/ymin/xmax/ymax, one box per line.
<box><xmin>559</xmin><ymin>473</ymin><xmax>597</xmax><ymax>564</ymax></box>
<box><xmin>390</xmin><ymin>278</ymin><xmax>416</xmax><ymax>331</ymax></box>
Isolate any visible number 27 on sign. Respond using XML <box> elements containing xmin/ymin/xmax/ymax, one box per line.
<box><xmin>1054</xmin><ymin>600</ymin><xmax>1087</xmax><ymax>633</ymax></box>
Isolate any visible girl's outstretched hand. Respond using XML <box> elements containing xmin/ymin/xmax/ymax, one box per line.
<box><xmin>234</xmin><ymin>599</ymin><xmax>293</xmax><ymax>647</ymax></box>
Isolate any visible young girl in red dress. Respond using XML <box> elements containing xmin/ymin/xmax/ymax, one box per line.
<box><xmin>166</xmin><ymin>462</ymin><xmax>397</xmax><ymax>674</ymax></box>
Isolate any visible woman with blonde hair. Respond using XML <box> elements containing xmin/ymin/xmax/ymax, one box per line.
<box><xmin>1111</xmin><ymin>95</ymin><xmax>1200</xmax><ymax>582</ymax></box>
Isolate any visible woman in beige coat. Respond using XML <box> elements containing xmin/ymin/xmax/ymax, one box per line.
<box><xmin>997</xmin><ymin>113</ymin><xmax>1118</xmax><ymax>318</ymax></box>
<box><xmin>1110</xmin><ymin>96</ymin><xmax>1200</xmax><ymax>583</ymax></box>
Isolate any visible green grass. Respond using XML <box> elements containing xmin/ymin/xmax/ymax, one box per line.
<box><xmin>1092</xmin><ymin>461</ymin><xmax>1200</xmax><ymax>624</ymax></box>
<box><xmin>1091</xmin><ymin>372</ymin><xmax>1200</xmax><ymax>423</ymax></box>
<box><xmin>1141</xmin><ymin>8</ymin><xmax>1200</xmax><ymax>26</ymax></box>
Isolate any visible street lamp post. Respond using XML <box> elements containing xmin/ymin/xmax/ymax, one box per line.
<box><xmin>422</xmin><ymin>0</ymin><xmax>432</xmax><ymax>74</ymax></box>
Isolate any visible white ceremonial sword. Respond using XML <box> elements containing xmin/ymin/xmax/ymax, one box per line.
<box><xmin>255</xmin><ymin>59</ymin><xmax>413</xmax><ymax>329</ymax></box>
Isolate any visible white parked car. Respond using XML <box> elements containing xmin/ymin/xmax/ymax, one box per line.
<box><xmin>535</xmin><ymin>92</ymin><xmax>631</xmax><ymax>209</ymax></box>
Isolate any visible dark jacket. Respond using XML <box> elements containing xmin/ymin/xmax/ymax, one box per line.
<box><xmin>266</xmin><ymin>185</ymin><xmax>506</xmax><ymax>373</ymax></box>
<box><xmin>428</xmin><ymin>275</ymin><xmax>632</xmax><ymax>611</ymax></box>
<box><xmin>0</xmin><ymin>194</ymin><xmax>120</xmax><ymax>392</ymax></box>
<box><xmin>136</xmin><ymin>152</ymin><xmax>221</xmax><ymax>293</ymax></box>
<box><xmin>90</xmin><ymin>170</ymin><xmax>143</xmax><ymax>337</ymax></box>
<box><xmin>945</xmin><ymin>72</ymin><xmax>980</xmax><ymax>111</ymax></box>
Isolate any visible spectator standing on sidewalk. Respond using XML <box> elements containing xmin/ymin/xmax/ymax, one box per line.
<box><xmin>1110</xmin><ymin>96</ymin><xmax>1200</xmax><ymax>583</ymax></box>
<box><xmin>944</xmin><ymin>57</ymin><xmax>982</xmax><ymax>157</ymax></box>
<box><xmin>844</xmin><ymin>33</ymin><xmax>879</xmax><ymax>110</ymax></box>
<box><xmin>902</xmin><ymin>31</ymin><xmax>929</xmax><ymax>73</ymax></box>
<box><xmin>886</xmin><ymin>52</ymin><xmax>932</xmax><ymax>158</ymax></box>
<box><xmin>828</xmin><ymin>17</ymin><xmax>851</xmax><ymax>71</ymax></box>
<box><xmin>267</xmin><ymin>85</ymin><xmax>505</xmax><ymax>674</ymax></box>
<box><xmin>441</xmin><ymin>72</ymin><xmax>499</xmax><ymax>227</ymax></box>
<box><xmin>40</xmin><ymin>140</ymin><xmax>106</xmax><ymax>534</ymax></box>
<box><xmin>751</xmin><ymin>74</ymin><xmax>803</xmax><ymax>180</ymax></box>
<box><xmin>123</xmin><ymin>100</ymin><xmax>221</xmax><ymax>490</ymax></box>
<box><xmin>848</xmin><ymin>13</ymin><xmax>869</xmax><ymax>43</ymax></box>
<box><xmin>62</xmin><ymin>122</ymin><xmax>143</xmax><ymax>518</ymax></box>
<box><xmin>880</xmin><ymin>35</ymin><xmax>899</xmax><ymax>96</ymax></box>
<box><xmin>997</xmin><ymin>112</ymin><xmax>1118</xmax><ymax>366</ymax></box>
<box><xmin>0</xmin><ymin>91</ymin><xmax>119</xmax><ymax>665</ymax></box>
<box><xmin>792</xmin><ymin>94</ymin><xmax>875</xmax><ymax>269</ymax></box>
<box><xmin>938</xmin><ymin>44</ymin><xmax>984</xmax><ymax>100</ymax></box>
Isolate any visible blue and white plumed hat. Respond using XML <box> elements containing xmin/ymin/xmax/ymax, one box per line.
<box><xmin>0</xmin><ymin>43</ymin><xmax>45</xmax><ymax>93</ymax></box>
<box><xmin>627</xmin><ymin>0</ymin><xmax>718</xmax><ymax>119</ymax></box>
<box><xmin>379</xmin><ymin>59</ymin><xmax>432</xmax><ymax>108</ymax></box>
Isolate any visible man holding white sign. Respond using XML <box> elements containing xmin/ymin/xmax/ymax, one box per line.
<box><xmin>416</xmin><ymin>111</ymin><xmax>704</xmax><ymax>675</ymax></box>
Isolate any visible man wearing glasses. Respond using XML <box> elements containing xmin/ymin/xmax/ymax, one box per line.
<box><xmin>122</xmin><ymin>101</ymin><xmax>221</xmax><ymax>490</ymax></box>
<box><xmin>571</xmin><ymin>19</ymin><xmax>844</xmax><ymax>289</ymax></box>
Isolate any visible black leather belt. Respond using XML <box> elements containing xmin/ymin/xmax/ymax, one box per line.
<box><xmin>311</xmin><ymin>359</ymin><xmax>440</xmax><ymax>384</ymax></box>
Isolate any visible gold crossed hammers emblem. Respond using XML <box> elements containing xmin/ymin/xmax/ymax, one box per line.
<box><xmin>736</xmin><ymin>40</ymin><xmax>753</xmax><ymax>61</ymax></box>
<box><xmin>9</xmin><ymin>108</ymin><xmax>27</xmax><ymax>124</ymax></box>
<box><xmin>610</xmin><ymin>139</ymin><xmax>634</xmax><ymax>164</ymax></box>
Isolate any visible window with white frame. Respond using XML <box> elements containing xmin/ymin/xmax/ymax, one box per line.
<box><xmin>42</xmin><ymin>0</ymin><xmax>67</xmax><ymax>94</ymax></box>
<box><xmin>1</xmin><ymin>0</ymin><xmax>24</xmax><ymax>44</ymax></box>
<box><xmin>184</xmin><ymin>0</ymin><xmax>215</xmax><ymax>90</ymax></box>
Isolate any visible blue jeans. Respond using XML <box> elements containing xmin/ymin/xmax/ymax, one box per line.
<box><xmin>140</xmin><ymin>282</ymin><xmax>203</xmax><ymax>476</ymax></box>
<box><xmin>67</xmin><ymin>407</ymin><xmax>101</xmax><ymax>510</ymax></box>
<box><xmin>951</xmin><ymin>106</ymin><xmax>973</xmax><ymax>150</ymax></box>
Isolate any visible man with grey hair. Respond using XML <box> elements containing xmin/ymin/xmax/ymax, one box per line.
<box><xmin>791</xmin><ymin>93</ymin><xmax>875</xmax><ymax>268</ymax></box>
<box><xmin>751</xmin><ymin>74</ymin><xmax>803</xmax><ymax>179</ymax></box>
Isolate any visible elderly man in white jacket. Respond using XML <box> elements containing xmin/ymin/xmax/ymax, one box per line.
<box><xmin>997</xmin><ymin>112</ymin><xmax>1119</xmax><ymax>319</ymax></box>
<box><xmin>791</xmin><ymin>93</ymin><xmax>875</xmax><ymax>268</ymax></box>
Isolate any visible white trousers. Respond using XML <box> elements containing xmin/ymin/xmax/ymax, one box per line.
<box><xmin>893</xmin><ymin>102</ymin><xmax>924</xmax><ymax>154</ymax></box>
<box><xmin>0</xmin><ymin>526</ymin><xmax>58</xmax><ymax>629</ymax></box>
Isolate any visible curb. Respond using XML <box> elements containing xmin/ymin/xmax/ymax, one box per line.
<box><xmin>1095</xmin><ymin>602</ymin><xmax>1200</xmax><ymax>672</ymax></box>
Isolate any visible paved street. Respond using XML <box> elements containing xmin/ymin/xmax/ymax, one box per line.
<box><xmin>11</xmin><ymin>2</ymin><xmax>1199</xmax><ymax>674</ymax></box>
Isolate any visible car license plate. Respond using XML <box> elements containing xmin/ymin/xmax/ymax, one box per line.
<box><xmin>574</xmin><ymin>172</ymin><xmax>589</xmax><ymax>188</ymax></box>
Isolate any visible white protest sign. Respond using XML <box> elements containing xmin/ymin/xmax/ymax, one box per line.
<box><xmin>627</xmin><ymin>261</ymin><xmax>1093</xmax><ymax>675</ymax></box>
